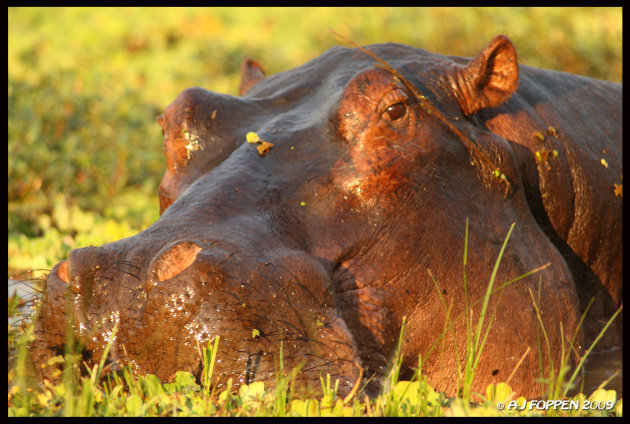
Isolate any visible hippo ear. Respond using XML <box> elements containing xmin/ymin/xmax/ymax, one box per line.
<box><xmin>449</xmin><ymin>35</ymin><xmax>519</xmax><ymax>116</ymax></box>
<box><xmin>238</xmin><ymin>58</ymin><xmax>266</xmax><ymax>96</ymax></box>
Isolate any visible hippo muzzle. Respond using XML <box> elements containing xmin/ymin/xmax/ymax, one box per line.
<box><xmin>32</xmin><ymin>226</ymin><xmax>363</xmax><ymax>393</ymax></box>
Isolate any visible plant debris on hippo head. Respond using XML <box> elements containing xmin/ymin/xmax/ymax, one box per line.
<box><xmin>31</xmin><ymin>34</ymin><xmax>622</xmax><ymax>399</ymax></box>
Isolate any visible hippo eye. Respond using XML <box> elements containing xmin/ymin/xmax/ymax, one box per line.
<box><xmin>380</xmin><ymin>88</ymin><xmax>409</xmax><ymax>124</ymax></box>
<box><xmin>385</xmin><ymin>103</ymin><xmax>407</xmax><ymax>121</ymax></box>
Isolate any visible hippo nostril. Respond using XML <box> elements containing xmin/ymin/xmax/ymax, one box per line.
<box><xmin>57</xmin><ymin>260</ymin><xmax>70</xmax><ymax>284</ymax></box>
<box><xmin>62</xmin><ymin>246</ymin><xmax>108</xmax><ymax>294</ymax></box>
<box><xmin>149</xmin><ymin>240</ymin><xmax>203</xmax><ymax>283</ymax></box>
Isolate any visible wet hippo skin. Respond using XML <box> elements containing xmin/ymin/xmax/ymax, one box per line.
<box><xmin>30</xmin><ymin>35</ymin><xmax>622</xmax><ymax>398</ymax></box>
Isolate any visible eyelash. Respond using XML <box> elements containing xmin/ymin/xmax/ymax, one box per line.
<box><xmin>381</xmin><ymin>88</ymin><xmax>409</xmax><ymax>108</ymax></box>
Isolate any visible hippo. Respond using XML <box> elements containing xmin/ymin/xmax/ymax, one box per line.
<box><xmin>30</xmin><ymin>35</ymin><xmax>621</xmax><ymax>399</ymax></box>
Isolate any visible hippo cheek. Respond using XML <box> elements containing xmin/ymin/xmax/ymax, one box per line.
<box><xmin>138</xmin><ymin>243</ymin><xmax>362</xmax><ymax>392</ymax></box>
<box><xmin>205</xmin><ymin>249</ymin><xmax>361</xmax><ymax>393</ymax></box>
<box><xmin>263</xmin><ymin>250</ymin><xmax>362</xmax><ymax>380</ymax></box>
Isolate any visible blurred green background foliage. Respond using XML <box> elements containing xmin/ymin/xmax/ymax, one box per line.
<box><xmin>8</xmin><ymin>7</ymin><xmax>622</xmax><ymax>275</ymax></box>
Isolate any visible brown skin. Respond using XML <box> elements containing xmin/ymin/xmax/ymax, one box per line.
<box><xmin>31</xmin><ymin>36</ymin><xmax>621</xmax><ymax>398</ymax></box>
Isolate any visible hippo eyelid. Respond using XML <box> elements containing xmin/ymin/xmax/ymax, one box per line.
<box><xmin>378</xmin><ymin>88</ymin><xmax>410</xmax><ymax>124</ymax></box>
<box><xmin>378</xmin><ymin>88</ymin><xmax>409</xmax><ymax>111</ymax></box>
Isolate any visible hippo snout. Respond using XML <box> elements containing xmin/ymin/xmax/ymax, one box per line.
<box><xmin>32</xmin><ymin>239</ymin><xmax>363</xmax><ymax>394</ymax></box>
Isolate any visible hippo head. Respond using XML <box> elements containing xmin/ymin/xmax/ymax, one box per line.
<box><xmin>32</xmin><ymin>35</ymin><xmax>615</xmax><ymax>398</ymax></box>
